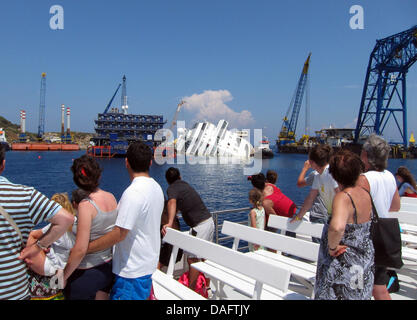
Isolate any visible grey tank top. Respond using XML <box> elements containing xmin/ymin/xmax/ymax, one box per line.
<box><xmin>73</xmin><ymin>198</ymin><xmax>118</xmax><ymax>269</ymax></box>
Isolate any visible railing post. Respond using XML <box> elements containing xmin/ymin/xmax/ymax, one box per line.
<box><xmin>214</xmin><ymin>211</ymin><xmax>219</xmax><ymax>244</ymax></box>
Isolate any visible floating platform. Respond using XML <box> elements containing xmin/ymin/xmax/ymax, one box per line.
<box><xmin>11</xmin><ymin>143</ymin><xmax>80</xmax><ymax>151</ymax></box>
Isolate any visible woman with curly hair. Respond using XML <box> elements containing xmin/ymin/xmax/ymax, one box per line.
<box><xmin>63</xmin><ymin>155</ymin><xmax>118</xmax><ymax>300</ymax></box>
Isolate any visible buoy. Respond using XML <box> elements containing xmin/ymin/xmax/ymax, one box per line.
<box><xmin>38</xmin><ymin>156</ymin><xmax>42</xmax><ymax>159</ymax></box>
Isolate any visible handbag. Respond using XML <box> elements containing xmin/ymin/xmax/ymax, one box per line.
<box><xmin>365</xmin><ymin>190</ymin><xmax>403</xmax><ymax>269</ymax></box>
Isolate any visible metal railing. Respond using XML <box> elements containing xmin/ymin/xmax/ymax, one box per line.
<box><xmin>177</xmin><ymin>207</ymin><xmax>251</xmax><ymax>251</ymax></box>
<box><xmin>211</xmin><ymin>207</ymin><xmax>252</xmax><ymax>251</ymax></box>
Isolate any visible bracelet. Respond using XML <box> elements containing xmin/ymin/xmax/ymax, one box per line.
<box><xmin>329</xmin><ymin>246</ymin><xmax>337</xmax><ymax>251</ymax></box>
<box><xmin>36</xmin><ymin>240</ymin><xmax>49</xmax><ymax>251</ymax></box>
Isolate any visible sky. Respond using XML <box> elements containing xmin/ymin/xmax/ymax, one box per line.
<box><xmin>0</xmin><ymin>0</ymin><xmax>416</xmax><ymax>143</ymax></box>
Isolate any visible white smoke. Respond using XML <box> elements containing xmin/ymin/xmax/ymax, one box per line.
<box><xmin>182</xmin><ymin>90</ymin><xmax>255</xmax><ymax>128</ymax></box>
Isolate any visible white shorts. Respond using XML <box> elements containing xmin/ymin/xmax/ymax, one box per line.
<box><xmin>43</xmin><ymin>257</ymin><xmax>58</xmax><ymax>276</ymax></box>
<box><xmin>187</xmin><ymin>217</ymin><xmax>215</xmax><ymax>259</ymax></box>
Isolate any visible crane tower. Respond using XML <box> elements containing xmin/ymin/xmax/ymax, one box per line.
<box><xmin>121</xmin><ymin>75</ymin><xmax>128</xmax><ymax>115</ymax></box>
<box><xmin>354</xmin><ymin>25</ymin><xmax>417</xmax><ymax>146</ymax></box>
<box><xmin>37</xmin><ymin>73</ymin><xmax>47</xmax><ymax>139</ymax></box>
<box><xmin>277</xmin><ymin>53</ymin><xmax>311</xmax><ymax>148</ymax></box>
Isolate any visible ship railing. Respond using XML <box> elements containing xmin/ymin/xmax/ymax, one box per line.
<box><xmin>178</xmin><ymin>207</ymin><xmax>251</xmax><ymax>252</ymax></box>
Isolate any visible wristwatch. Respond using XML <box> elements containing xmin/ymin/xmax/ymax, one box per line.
<box><xmin>36</xmin><ymin>240</ymin><xmax>49</xmax><ymax>250</ymax></box>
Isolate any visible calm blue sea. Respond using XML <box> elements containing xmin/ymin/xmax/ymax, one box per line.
<box><xmin>3</xmin><ymin>150</ymin><xmax>417</xmax><ymax>231</ymax></box>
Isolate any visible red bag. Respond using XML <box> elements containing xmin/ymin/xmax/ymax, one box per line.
<box><xmin>148</xmin><ymin>284</ymin><xmax>157</xmax><ymax>300</ymax></box>
<box><xmin>178</xmin><ymin>271</ymin><xmax>209</xmax><ymax>298</ymax></box>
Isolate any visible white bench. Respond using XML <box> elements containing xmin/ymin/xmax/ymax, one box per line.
<box><xmin>401</xmin><ymin>197</ymin><xmax>417</xmax><ymax>205</ymax></box>
<box><xmin>400</xmin><ymin>203</ymin><xmax>417</xmax><ymax>212</ymax></box>
<box><xmin>267</xmin><ymin>215</ymin><xmax>324</xmax><ymax>240</ymax></box>
<box><xmin>152</xmin><ymin>269</ymin><xmax>206</xmax><ymax>300</ymax></box>
<box><xmin>221</xmin><ymin>220</ymin><xmax>319</xmax><ymax>297</ymax></box>
<box><xmin>162</xmin><ymin>228</ymin><xmax>300</xmax><ymax>300</ymax></box>
<box><xmin>151</xmin><ymin>231</ymin><xmax>207</xmax><ymax>300</ymax></box>
<box><xmin>389</xmin><ymin>211</ymin><xmax>417</xmax><ymax>226</ymax></box>
<box><xmin>268</xmin><ymin>214</ymin><xmax>417</xmax><ymax>275</ymax></box>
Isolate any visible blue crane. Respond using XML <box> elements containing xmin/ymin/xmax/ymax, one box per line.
<box><xmin>37</xmin><ymin>73</ymin><xmax>47</xmax><ymax>139</ymax></box>
<box><xmin>277</xmin><ymin>53</ymin><xmax>311</xmax><ymax>147</ymax></box>
<box><xmin>103</xmin><ymin>83</ymin><xmax>121</xmax><ymax>114</ymax></box>
<box><xmin>354</xmin><ymin>25</ymin><xmax>417</xmax><ymax>147</ymax></box>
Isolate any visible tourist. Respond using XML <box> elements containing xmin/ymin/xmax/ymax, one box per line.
<box><xmin>296</xmin><ymin>160</ymin><xmax>328</xmax><ymax>243</ymax></box>
<box><xmin>87</xmin><ymin>142</ymin><xmax>164</xmax><ymax>300</ymax></box>
<box><xmin>248</xmin><ymin>188</ymin><xmax>265</xmax><ymax>251</ymax></box>
<box><xmin>291</xmin><ymin>145</ymin><xmax>339</xmax><ymax>223</ymax></box>
<box><xmin>357</xmin><ymin>134</ymin><xmax>401</xmax><ymax>300</ymax></box>
<box><xmin>63</xmin><ymin>155</ymin><xmax>118</xmax><ymax>300</ymax></box>
<box><xmin>315</xmin><ymin>150</ymin><xmax>374</xmax><ymax>300</ymax></box>
<box><xmin>71</xmin><ymin>188</ymin><xmax>91</xmax><ymax>211</ymax></box>
<box><xmin>266</xmin><ymin>169</ymin><xmax>278</xmax><ymax>185</ymax></box>
<box><xmin>395</xmin><ymin>166</ymin><xmax>417</xmax><ymax>197</ymax></box>
<box><xmin>158</xmin><ymin>200</ymin><xmax>183</xmax><ymax>270</ymax></box>
<box><xmin>0</xmin><ymin>145</ymin><xmax>74</xmax><ymax>300</ymax></box>
<box><xmin>250</xmin><ymin>172</ymin><xmax>297</xmax><ymax>236</ymax></box>
<box><xmin>162</xmin><ymin>167</ymin><xmax>214</xmax><ymax>291</ymax></box>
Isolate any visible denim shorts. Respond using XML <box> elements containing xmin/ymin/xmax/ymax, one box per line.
<box><xmin>110</xmin><ymin>274</ymin><xmax>152</xmax><ymax>300</ymax></box>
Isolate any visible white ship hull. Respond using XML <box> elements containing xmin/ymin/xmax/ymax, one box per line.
<box><xmin>176</xmin><ymin>120</ymin><xmax>253</xmax><ymax>159</ymax></box>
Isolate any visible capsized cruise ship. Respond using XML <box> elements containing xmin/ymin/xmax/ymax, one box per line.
<box><xmin>174</xmin><ymin>120</ymin><xmax>254</xmax><ymax>158</ymax></box>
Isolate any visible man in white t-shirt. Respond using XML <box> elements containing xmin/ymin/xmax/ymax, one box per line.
<box><xmin>87</xmin><ymin>142</ymin><xmax>164</xmax><ymax>300</ymax></box>
<box><xmin>291</xmin><ymin>145</ymin><xmax>339</xmax><ymax>223</ymax></box>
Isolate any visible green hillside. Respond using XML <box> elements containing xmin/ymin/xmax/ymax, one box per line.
<box><xmin>0</xmin><ymin>115</ymin><xmax>93</xmax><ymax>149</ymax></box>
<box><xmin>0</xmin><ymin>115</ymin><xmax>37</xmax><ymax>142</ymax></box>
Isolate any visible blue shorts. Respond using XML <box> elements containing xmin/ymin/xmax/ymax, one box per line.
<box><xmin>110</xmin><ymin>274</ymin><xmax>152</xmax><ymax>300</ymax></box>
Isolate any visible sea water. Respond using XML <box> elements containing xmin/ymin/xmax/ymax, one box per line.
<box><xmin>3</xmin><ymin>150</ymin><xmax>417</xmax><ymax>228</ymax></box>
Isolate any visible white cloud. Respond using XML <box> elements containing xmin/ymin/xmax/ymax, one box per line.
<box><xmin>182</xmin><ymin>90</ymin><xmax>255</xmax><ymax>128</ymax></box>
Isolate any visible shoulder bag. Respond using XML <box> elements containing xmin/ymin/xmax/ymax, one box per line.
<box><xmin>364</xmin><ymin>189</ymin><xmax>403</xmax><ymax>269</ymax></box>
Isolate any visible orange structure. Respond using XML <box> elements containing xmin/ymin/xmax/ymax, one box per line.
<box><xmin>86</xmin><ymin>146</ymin><xmax>114</xmax><ymax>158</ymax></box>
<box><xmin>11</xmin><ymin>143</ymin><xmax>80</xmax><ymax>151</ymax></box>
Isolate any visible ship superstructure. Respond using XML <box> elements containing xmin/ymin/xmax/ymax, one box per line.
<box><xmin>89</xmin><ymin>76</ymin><xmax>165</xmax><ymax>157</ymax></box>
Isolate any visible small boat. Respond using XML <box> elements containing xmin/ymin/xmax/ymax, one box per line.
<box><xmin>256</xmin><ymin>137</ymin><xmax>274</xmax><ymax>159</ymax></box>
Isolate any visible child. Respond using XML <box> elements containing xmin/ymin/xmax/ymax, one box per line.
<box><xmin>291</xmin><ymin>145</ymin><xmax>340</xmax><ymax>223</ymax></box>
<box><xmin>26</xmin><ymin>190</ymin><xmax>88</xmax><ymax>300</ymax></box>
<box><xmin>248</xmin><ymin>188</ymin><xmax>265</xmax><ymax>251</ymax></box>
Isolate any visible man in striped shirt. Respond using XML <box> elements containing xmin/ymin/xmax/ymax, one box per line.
<box><xmin>0</xmin><ymin>145</ymin><xmax>74</xmax><ymax>300</ymax></box>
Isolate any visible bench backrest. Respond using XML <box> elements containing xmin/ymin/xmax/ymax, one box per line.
<box><xmin>389</xmin><ymin>211</ymin><xmax>417</xmax><ymax>226</ymax></box>
<box><xmin>400</xmin><ymin>203</ymin><xmax>417</xmax><ymax>212</ymax></box>
<box><xmin>267</xmin><ymin>215</ymin><xmax>324</xmax><ymax>238</ymax></box>
<box><xmin>221</xmin><ymin>221</ymin><xmax>320</xmax><ymax>262</ymax></box>
<box><xmin>401</xmin><ymin>197</ymin><xmax>417</xmax><ymax>205</ymax></box>
<box><xmin>163</xmin><ymin>228</ymin><xmax>291</xmax><ymax>293</ymax></box>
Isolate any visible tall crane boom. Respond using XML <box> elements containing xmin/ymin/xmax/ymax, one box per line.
<box><xmin>170</xmin><ymin>101</ymin><xmax>185</xmax><ymax>130</ymax></box>
<box><xmin>104</xmin><ymin>84</ymin><xmax>121</xmax><ymax>114</ymax></box>
<box><xmin>277</xmin><ymin>53</ymin><xmax>311</xmax><ymax>147</ymax></box>
<box><xmin>38</xmin><ymin>73</ymin><xmax>47</xmax><ymax>139</ymax></box>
